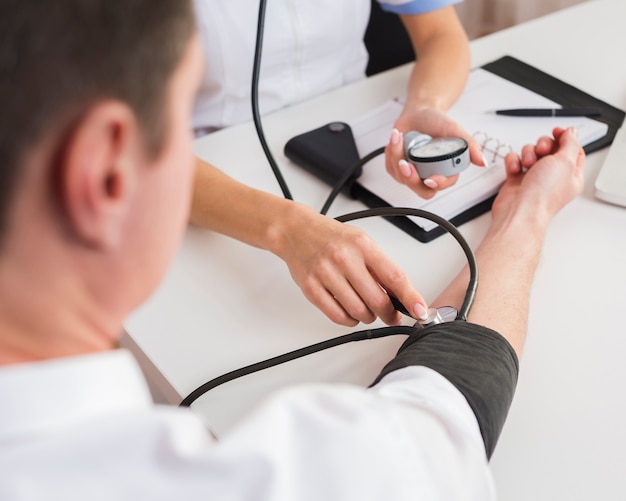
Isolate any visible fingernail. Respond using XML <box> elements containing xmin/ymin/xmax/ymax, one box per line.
<box><xmin>399</xmin><ymin>159</ymin><xmax>412</xmax><ymax>178</ymax></box>
<box><xmin>413</xmin><ymin>303</ymin><xmax>429</xmax><ymax>320</ymax></box>
<box><xmin>481</xmin><ymin>153</ymin><xmax>490</xmax><ymax>168</ymax></box>
<box><xmin>570</xmin><ymin>127</ymin><xmax>578</xmax><ymax>138</ymax></box>
<box><xmin>390</xmin><ymin>128</ymin><xmax>401</xmax><ymax>145</ymax></box>
<box><xmin>423</xmin><ymin>178</ymin><xmax>438</xmax><ymax>189</ymax></box>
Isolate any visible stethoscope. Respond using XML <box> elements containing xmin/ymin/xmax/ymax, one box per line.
<box><xmin>180</xmin><ymin>0</ymin><xmax>477</xmax><ymax>407</ymax></box>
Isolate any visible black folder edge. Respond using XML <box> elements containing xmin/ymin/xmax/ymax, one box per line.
<box><xmin>350</xmin><ymin>55</ymin><xmax>626</xmax><ymax>242</ymax></box>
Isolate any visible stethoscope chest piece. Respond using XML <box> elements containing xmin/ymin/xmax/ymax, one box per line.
<box><xmin>415</xmin><ymin>306</ymin><xmax>458</xmax><ymax>328</ymax></box>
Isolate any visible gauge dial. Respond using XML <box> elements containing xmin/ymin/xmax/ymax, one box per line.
<box><xmin>409</xmin><ymin>137</ymin><xmax>468</xmax><ymax>162</ymax></box>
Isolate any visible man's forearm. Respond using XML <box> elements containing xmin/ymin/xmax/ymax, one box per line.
<box><xmin>373</xmin><ymin>210</ymin><xmax>547</xmax><ymax>458</ymax></box>
<box><xmin>432</xmin><ymin>210</ymin><xmax>548</xmax><ymax>357</ymax></box>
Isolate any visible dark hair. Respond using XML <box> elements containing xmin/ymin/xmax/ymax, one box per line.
<box><xmin>0</xmin><ymin>0</ymin><xmax>195</xmax><ymax>244</ymax></box>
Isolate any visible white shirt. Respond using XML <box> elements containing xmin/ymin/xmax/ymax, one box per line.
<box><xmin>192</xmin><ymin>0</ymin><xmax>461</xmax><ymax>133</ymax></box>
<box><xmin>0</xmin><ymin>349</ymin><xmax>495</xmax><ymax>500</ymax></box>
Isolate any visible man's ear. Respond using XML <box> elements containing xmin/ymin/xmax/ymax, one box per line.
<box><xmin>59</xmin><ymin>101</ymin><xmax>139</xmax><ymax>249</ymax></box>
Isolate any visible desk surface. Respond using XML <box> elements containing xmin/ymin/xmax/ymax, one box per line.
<box><xmin>124</xmin><ymin>1</ymin><xmax>626</xmax><ymax>499</ymax></box>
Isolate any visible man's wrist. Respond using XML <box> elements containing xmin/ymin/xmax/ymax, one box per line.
<box><xmin>491</xmin><ymin>193</ymin><xmax>554</xmax><ymax>238</ymax></box>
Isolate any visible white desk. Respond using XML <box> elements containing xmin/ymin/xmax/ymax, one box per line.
<box><xmin>124</xmin><ymin>1</ymin><xmax>626</xmax><ymax>499</ymax></box>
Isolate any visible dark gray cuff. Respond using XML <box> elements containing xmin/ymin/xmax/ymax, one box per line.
<box><xmin>371</xmin><ymin>321</ymin><xmax>519</xmax><ymax>459</ymax></box>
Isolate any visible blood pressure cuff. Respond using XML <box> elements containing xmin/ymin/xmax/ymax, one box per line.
<box><xmin>371</xmin><ymin>321</ymin><xmax>519</xmax><ymax>459</ymax></box>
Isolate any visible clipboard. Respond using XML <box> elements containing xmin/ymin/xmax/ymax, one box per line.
<box><xmin>285</xmin><ymin>56</ymin><xmax>625</xmax><ymax>242</ymax></box>
<box><xmin>482</xmin><ymin>56</ymin><xmax>624</xmax><ymax>153</ymax></box>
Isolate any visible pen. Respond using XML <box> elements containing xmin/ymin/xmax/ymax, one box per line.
<box><xmin>495</xmin><ymin>107</ymin><xmax>602</xmax><ymax>117</ymax></box>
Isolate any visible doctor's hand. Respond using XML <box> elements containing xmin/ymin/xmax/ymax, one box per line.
<box><xmin>190</xmin><ymin>159</ymin><xmax>428</xmax><ymax>328</ymax></box>
<box><xmin>385</xmin><ymin>106</ymin><xmax>486</xmax><ymax>198</ymax></box>
<box><xmin>271</xmin><ymin>205</ymin><xmax>429</xmax><ymax>327</ymax></box>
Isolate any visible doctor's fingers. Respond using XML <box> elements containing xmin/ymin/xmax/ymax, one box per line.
<box><xmin>367</xmin><ymin>254</ymin><xmax>429</xmax><ymax>322</ymax></box>
<box><xmin>385</xmin><ymin>134</ymin><xmax>454</xmax><ymax>198</ymax></box>
<box><xmin>301</xmin><ymin>272</ymin><xmax>393</xmax><ymax>327</ymax></box>
<box><xmin>303</xmin><ymin>282</ymin><xmax>371</xmax><ymax>327</ymax></box>
<box><xmin>302</xmin><ymin>250</ymin><xmax>417</xmax><ymax>326</ymax></box>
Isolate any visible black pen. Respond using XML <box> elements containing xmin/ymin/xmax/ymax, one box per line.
<box><xmin>495</xmin><ymin>107</ymin><xmax>602</xmax><ymax>117</ymax></box>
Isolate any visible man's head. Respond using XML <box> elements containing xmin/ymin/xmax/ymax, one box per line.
<box><xmin>0</xmin><ymin>0</ymin><xmax>203</xmax><ymax>362</ymax></box>
<box><xmin>0</xmin><ymin>0</ymin><xmax>196</xmax><ymax>240</ymax></box>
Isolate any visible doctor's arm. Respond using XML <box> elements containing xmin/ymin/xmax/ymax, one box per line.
<box><xmin>189</xmin><ymin>157</ymin><xmax>429</xmax><ymax>327</ymax></box>
<box><xmin>385</xmin><ymin>6</ymin><xmax>486</xmax><ymax>197</ymax></box>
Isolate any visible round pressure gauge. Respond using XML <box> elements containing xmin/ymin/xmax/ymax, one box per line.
<box><xmin>403</xmin><ymin>131</ymin><xmax>471</xmax><ymax>179</ymax></box>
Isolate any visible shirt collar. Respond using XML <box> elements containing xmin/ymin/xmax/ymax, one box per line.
<box><xmin>0</xmin><ymin>349</ymin><xmax>153</xmax><ymax>442</ymax></box>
